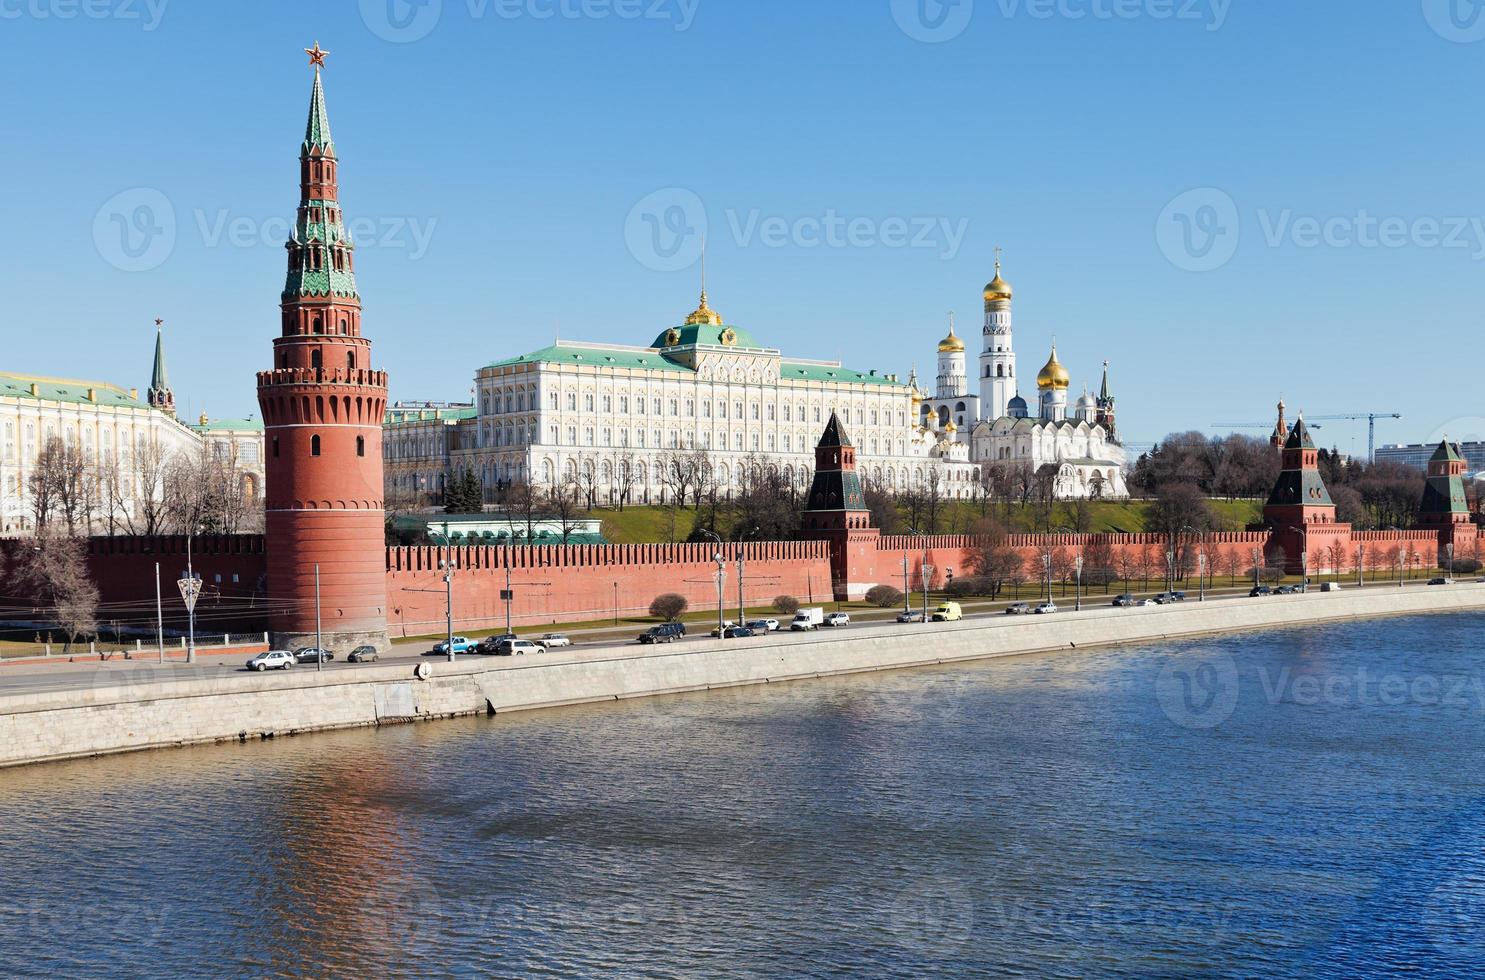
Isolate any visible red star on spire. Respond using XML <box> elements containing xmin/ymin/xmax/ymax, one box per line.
<box><xmin>306</xmin><ymin>41</ymin><xmax>329</xmax><ymax>70</ymax></box>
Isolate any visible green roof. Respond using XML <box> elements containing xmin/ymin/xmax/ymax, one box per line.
<box><xmin>781</xmin><ymin>362</ymin><xmax>904</xmax><ymax>386</ymax></box>
<box><xmin>191</xmin><ymin>418</ymin><xmax>264</xmax><ymax>433</ymax></box>
<box><xmin>303</xmin><ymin>69</ymin><xmax>334</xmax><ymax>156</ymax></box>
<box><xmin>487</xmin><ymin>345</ymin><xmax>690</xmax><ymax>374</ymax></box>
<box><xmin>650</xmin><ymin>322</ymin><xmax>763</xmax><ymax>350</ymax></box>
<box><xmin>0</xmin><ymin>373</ymin><xmax>147</xmax><ymax>409</ymax></box>
<box><xmin>1432</xmin><ymin>440</ymin><xmax>1464</xmax><ymax>464</ymax></box>
<box><xmin>385</xmin><ymin>406</ymin><xmax>477</xmax><ymax>425</ymax></box>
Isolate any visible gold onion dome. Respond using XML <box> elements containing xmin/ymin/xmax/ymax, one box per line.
<box><xmin>984</xmin><ymin>261</ymin><xmax>1013</xmax><ymax>304</ymax></box>
<box><xmin>944</xmin><ymin>420</ymin><xmax>958</xmax><ymax>433</ymax></box>
<box><xmin>937</xmin><ymin>325</ymin><xmax>965</xmax><ymax>353</ymax></box>
<box><xmin>1037</xmin><ymin>345</ymin><xmax>1071</xmax><ymax>390</ymax></box>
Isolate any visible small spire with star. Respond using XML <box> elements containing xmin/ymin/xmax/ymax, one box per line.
<box><xmin>303</xmin><ymin>42</ymin><xmax>335</xmax><ymax>156</ymax></box>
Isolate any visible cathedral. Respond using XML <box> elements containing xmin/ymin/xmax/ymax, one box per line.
<box><xmin>916</xmin><ymin>259</ymin><xmax>1130</xmax><ymax>500</ymax></box>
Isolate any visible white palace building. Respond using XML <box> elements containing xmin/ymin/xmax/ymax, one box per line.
<box><xmin>386</xmin><ymin>262</ymin><xmax>1129</xmax><ymax>504</ymax></box>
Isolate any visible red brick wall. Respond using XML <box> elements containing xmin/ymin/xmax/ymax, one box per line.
<box><xmin>384</xmin><ymin>541</ymin><xmax>835</xmax><ymax>636</ymax></box>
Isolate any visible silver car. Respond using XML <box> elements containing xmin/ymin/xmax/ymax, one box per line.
<box><xmin>247</xmin><ymin>650</ymin><xmax>296</xmax><ymax>672</ymax></box>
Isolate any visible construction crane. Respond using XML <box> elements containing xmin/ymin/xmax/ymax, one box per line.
<box><xmin>1305</xmin><ymin>414</ymin><xmax>1402</xmax><ymax>464</ymax></box>
<box><xmin>1211</xmin><ymin>413</ymin><xmax>1400</xmax><ymax>462</ymax></box>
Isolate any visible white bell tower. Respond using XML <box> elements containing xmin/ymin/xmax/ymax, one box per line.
<box><xmin>978</xmin><ymin>250</ymin><xmax>1016</xmax><ymax>420</ymax></box>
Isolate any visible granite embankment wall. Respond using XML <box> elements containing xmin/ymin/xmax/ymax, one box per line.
<box><xmin>3</xmin><ymin>585</ymin><xmax>1485</xmax><ymax>769</ymax></box>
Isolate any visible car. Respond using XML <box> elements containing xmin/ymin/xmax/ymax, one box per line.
<box><xmin>723</xmin><ymin>625</ymin><xmax>756</xmax><ymax>639</ymax></box>
<box><xmin>496</xmin><ymin>639</ymin><xmax>545</xmax><ymax>656</ymax></box>
<box><xmin>753</xmin><ymin>619</ymin><xmax>781</xmax><ymax>633</ymax></box>
<box><xmin>639</xmin><ymin>623</ymin><xmax>686</xmax><ymax>644</ymax></box>
<box><xmin>1112</xmin><ymin>595</ymin><xmax>1137</xmax><ymax>608</ymax></box>
<box><xmin>540</xmin><ymin>633</ymin><xmax>572</xmax><ymax>648</ymax></box>
<box><xmin>1006</xmin><ymin>602</ymin><xmax>1032</xmax><ymax>616</ymax></box>
<box><xmin>1249</xmin><ymin>586</ymin><xmax>1273</xmax><ymax>597</ymax></box>
<box><xmin>1034</xmin><ymin>601</ymin><xmax>1059</xmax><ymax>615</ymax></box>
<box><xmin>432</xmin><ymin>636</ymin><xmax>475</xmax><ymax>655</ymax></box>
<box><xmin>1274</xmin><ymin>586</ymin><xmax>1298</xmax><ymax>595</ymax></box>
<box><xmin>897</xmin><ymin>610</ymin><xmax>926</xmax><ymax>624</ymax></box>
<box><xmin>1429</xmin><ymin>577</ymin><xmax>1455</xmax><ymax>586</ymax></box>
<box><xmin>293</xmin><ymin>646</ymin><xmax>334</xmax><ymax>664</ymax></box>
<box><xmin>478</xmin><ymin>633</ymin><xmax>519</xmax><ymax>654</ymax></box>
<box><xmin>1321</xmin><ymin>582</ymin><xmax>1343</xmax><ymax>593</ymax></box>
<box><xmin>1154</xmin><ymin>592</ymin><xmax>1187</xmax><ymax>604</ymax></box>
<box><xmin>347</xmin><ymin>645</ymin><xmax>379</xmax><ymax>663</ymax></box>
<box><xmin>1133</xmin><ymin>599</ymin><xmax>1158</xmax><ymax>608</ymax></box>
<box><xmin>824</xmin><ymin>612</ymin><xmax>851</xmax><ymax>627</ymax></box>
<box><xmin>247</xmin><ymin>650</ymin><xmax>296</xmax><ymax>672</ymax></box>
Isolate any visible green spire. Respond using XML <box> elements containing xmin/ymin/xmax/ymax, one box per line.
<box><xmin>150</xmin><ymin>324</ymin><xmax>169</xmax><ymax>393</ymax></box>
<box><xmin>303</xmin><ymin>69</ymin><xmax>335</xmax><ymax>156</ymax></box>
<box><xmin>1099</xmin><ymin>360</ymin><xmax>1112</xmax><ymax>402</ymax></box>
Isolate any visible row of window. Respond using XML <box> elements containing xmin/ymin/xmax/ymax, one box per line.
<box><xmin>481</xmin><ymin>389</ymin><xmax>905</xmax><ymax>430</ymax></box>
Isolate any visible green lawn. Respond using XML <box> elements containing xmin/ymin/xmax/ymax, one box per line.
<box><xmin>585</xmin><ymin>499</ymin><xmax>1265</xmax><ymax>543</ymax></box>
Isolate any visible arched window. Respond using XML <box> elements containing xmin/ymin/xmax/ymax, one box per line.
<box><xmin>311</xmin><ymin>434</ymin><xmax>321</xmax><ymax>457</ymax></box>
<box><xmin>347</xmin><ymin>351</ymin><xmax>356</xmax><ymax>372</ymax></box>
<box><xmin>356</xmin><ymin>435</ymin><xmax>365</xmax><ymax>457</ymax></box>
<box><xmin>311</xmin><ymin>349</ymin><xmax>322</xmax><ymax>370</ymax></box>
<box><xmin>272</xmin><ymin>437</ymin><xmax>280</xmax><ymax>458</ymax></box>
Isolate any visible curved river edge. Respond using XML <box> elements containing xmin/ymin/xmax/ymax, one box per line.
<box><xmin>3</xmin><ymin>585</ymin><xmax>1484</xmax><ymax>770</ymax></box>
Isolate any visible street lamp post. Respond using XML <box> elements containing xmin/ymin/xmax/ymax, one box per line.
<box><xmin>1252</xmin><ymin>547</ymin><xmax>1261</xmax><ymax>592</ymax></box>
<box><xmin>440</xmin><ymin>557</ymin><xmax>456</xmax><ymax>662</ymax></box>
<box><xmin>699</xmin><ymin>528</ymin><xmax>727</xmax><ymax>638</ymax></box>
<box><xmin>738</xmin><ymin>526</ymin><xmax>760</xmax><ymax>627</ymax></box>
<box><xmin>1447</xmin><ymin>543</ymin><xmax>1456</xmax><ymax>581</ymax></box>
<box><xmin>1074</xmin><ymin>555</ymin><xmax>1083</xmax><ymax>612</ymax></box>
<box><xmin>1042</xmin><ymin>553</ymin><xmax>1053</xmax><ymax>603</ymax></box>
<box><xmin>154</xmin><ymin>562</ymin><xmax>164</xmax><ymax>665</ymax></box>
<box><xmin>315</xmin><ymin>563</ymin><xmax>323</xmax><ymax>673</ymax></box>
<box><xmin>1180</xmin><ymin>526</ymin><xmax>1207</xmax><ymax>602</ymax></box>
<box><xmin>908</xmin><ymin>525</ymin><xmax>931</xmax><ymax>623</ymax></box>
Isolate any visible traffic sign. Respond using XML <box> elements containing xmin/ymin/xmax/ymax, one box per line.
<box><xmin>177</xmin><ymin>575</ymin><xmax>202</xmax><ymax>613</ymax></box>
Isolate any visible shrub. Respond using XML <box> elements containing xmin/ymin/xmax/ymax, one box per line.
<box><xmin>944</xmin><ymin>578</ymin><xmax>987</xmax><ymax>598</ymax></box>
<box><xmin>865</xmin><ymin>585</ymin><xmax>904</xmax><ymax>608</ymax></box>
<box><xmin>772</xmin><ymin>595</ymin><xmax>801</xmax><ymax>616</ymax></box>
<box><xmin>1453</xmin><ymin>558</ymin><xmax>1482</xmax><ymax>574</ymax></box>
<box><xmin>649</xmin><ymin>593</ymin><xmax>689</xmax><ymax>622</ymax></box>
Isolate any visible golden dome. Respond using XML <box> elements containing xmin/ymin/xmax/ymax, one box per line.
<box><xmin>984</xmin><ymin>258</ymin><xmax>1013</xmax><ymax>304</ymax></box>
<box><xmin>937</xmin><ymin>325</ymin><xmax>965</xmax><ymax>353</ymax></box>
<box><xmin>944</xmin><ymin>420</ymin><xmax>958</xmax><ymax>432</ymax></box>
<box><xmin>1036</xmin><ymin>344</ymin><xmax>1070</xmax><ymax>390</ymax></box>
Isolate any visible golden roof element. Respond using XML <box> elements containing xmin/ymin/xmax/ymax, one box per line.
<box><xmin>1036</xmin><ymin>343</ymin><xmax>1070</xmax><ymax>390</ymax></box>
<box><xmin>984</xmin><ymin>249</ymin><xmax>1012</xmax><ymax>304</ymax></box>
<box><xmin>937</xmin><ymin>314</ymin><xmax>965</xmax><ymax>353</ymax></box>
<box><xmin>684</xmin><ymin>290</ymin><xmax>723</xmax><ymax>326</ymax></box>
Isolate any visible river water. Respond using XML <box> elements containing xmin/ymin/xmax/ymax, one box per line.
<box><xmin>1</xmin><ymin>613</ymin><xmax>1483</xmax><ymax>978</ymax></box>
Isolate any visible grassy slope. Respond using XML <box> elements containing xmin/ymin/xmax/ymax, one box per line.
<box><xmin>588</xmin><ymin>499</ymin><xmax>1265</xmax><ymax>543</ymax></box>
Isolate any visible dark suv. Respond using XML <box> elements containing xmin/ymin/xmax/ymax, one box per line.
<box><xmin>639</xmin><ymin>623</ymin><xmax>687</xmax><ymax>645</ymax></box>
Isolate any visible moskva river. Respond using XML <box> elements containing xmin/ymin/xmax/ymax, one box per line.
<box><xmin>2</xmin><ymin>613</ymin><xmax>1484</xmax><ymax>977</ymax></box>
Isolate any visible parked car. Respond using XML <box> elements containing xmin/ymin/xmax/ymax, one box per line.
<box><xmin>1429</xmin><ymin>577</ymin><xmax>1455</xmax><ymax>586</ymax></box>
<box><xmin>247</xmin><ymin>650</ymin><xmax>296</xmax><ymax>672</ymax></box>
<box><xmin>1006</xmin><ymin>602</ymin><xmax>1033</xmax><ymax>616</ymax></box>
<box><xmin>931</xmin><ymin>602</ymin><xmax>963</xmax><ymax>622</ymax></box>
<box><xmin>824</xmin><ymin>612</ymin><xmax>851</xmax><ymax>627</ymax></box>
<box><xmin>1112</xmin><ymin>594</ymin><xmax>1137</xmax><ymax>608</ymax></box>
<box><xmin>1249</xmin><ymin>586</ymin><xmax>1273</xmax><ymax>597</ymax></box>
<box><xmin>753</xmin><ymin>618</ymin><xmax>781</xmax><ymax>633</ymax></box>
<box><xmin>293</xmin><ymin>646</ymin><xmax>335</xmax><ymax>664</ymax></box>
<box><xmin>1321</xmin><ymin>582</ymin><xmax>1343</xmax><ymax>593</ymax></box>
<box><xmin>541</xmin><ymin>633</ymin><xmax>572</xmax><ymax>648</ymax></box>
<box><xmin>897</xmin><ymin>609</ymin><xmax>926</xmax><ymax>624</ymax></box>
<box><xmin>639</xmin><ymin>623</ymin><xmax>686</xmax><ymax>645</ymax></box>
<box><xmin>496</xmin><ymin>639</ymin><xmax>545</xmax><ymax>656</ymax></box>
<box><xmin>1133</xmin><ymin>599</ymin><xmax>1158</xmax><ymax>608</ymax></box>
<box><xmin>709</xmin><ymin>620</ymin><xmax>738</xmax><ymax>638</ymax></box>
<box><xmin>1034</xmin><ymin>601</ymin><xmax>1059</xmax><ymax>615</ymax></box>
<box><xmin>347</xmin><ymin>645</ymin><xmax>379</xmax><ymax>663</ymax></box>
<box><xmin>478</xmin><ymin>633</ymin><xmax>519</xmax><ymax>655</ymax></box>
<box><xmin>1154</xmin><ymin>592</ymin><xmax>1187</xmax><ymax>604</ymax></box>
<box><xmin>723</xmin><ymin>625</ymin><xmax>757</xmax><ymax>639</ymax></box>
<box><xmin>432</xmin><ymin>636</ymin><xmax>475</xmax><ymax>656</ymax></box>
<box><xmin>1274</xmin><ymin>586</ymin><xmax>1298</xmax><ymax>595</ymax></box>
<box><xmin>790</xmin><ymin>608</ymin><xmax>825</xmax><ymax>631</ymax></box>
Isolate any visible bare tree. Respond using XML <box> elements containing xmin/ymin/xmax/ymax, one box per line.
<box><xmin>13</xmin><ymin>528</ymin><xmax>99</xmax><ymax>652</ymax></box>
<box><xmin>544</xmin><ymin>480</ymin><xmax>582</xmax><ymax>544</ymax></box>
<box><xmin>964</xmin><ymin>519</ymin><xmax>1025</xmax><ymax>600</ymax></box>
<box><xmin>29</xmin><ymin>436</ymin><xmax>93</xmax><ymax>536</ymax></box>
<box><xmin>660</xmin><ymin>453</ymin><xmax>699</xmax><ymax>509</ymax></box>
<box><xmin>613</xmin><ymin>452</ymin><xmax>640</xmax><ymax>511</ymax></box>
<box><xmin>576</xmin><ymin>460</ymin><xmax>601</xmax><ymax>512</ymax></box>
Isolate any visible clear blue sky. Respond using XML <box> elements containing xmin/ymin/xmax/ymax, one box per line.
<box><xmin>3</xmin><ymin>0</ymin><xmax>1482</xmax><ymax>453</ymax></box>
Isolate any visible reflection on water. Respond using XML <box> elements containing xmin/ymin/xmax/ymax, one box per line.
<box><xmin>2</xmin><ymin>613</ymin><xmax>1484</xmax><ymax>977</ymax></box>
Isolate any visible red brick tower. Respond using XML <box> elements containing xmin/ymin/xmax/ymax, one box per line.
<box><xmin>1262</xmin><ymin>415</ymin><xmax>1345</xmax><ymax>574</ymax></box>
<box><xmin>801</xmin><ymin>413</ymin><xmax>881</xmax><ymax>599</ymax></box>
<box><xmin>256</xmin><ymin>44</ymin><xmax>389</xmax><ymax>651</ymax></box>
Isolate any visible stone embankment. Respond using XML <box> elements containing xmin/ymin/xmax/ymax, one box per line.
<box><xmin>2</xmin><ymin>585</ymin><xmax>1482</xmax><ymax>769</ymax></box>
